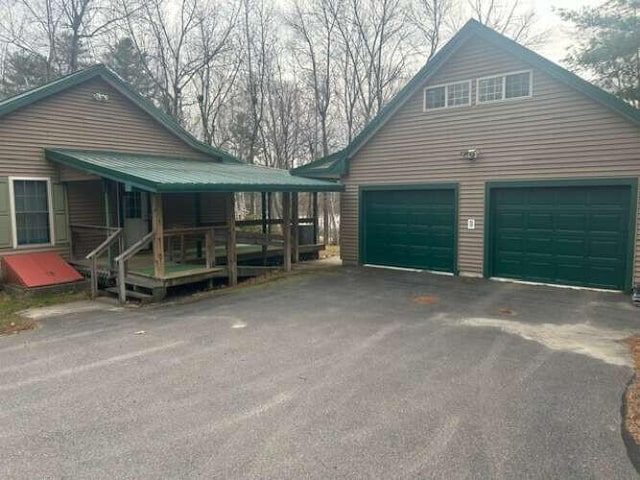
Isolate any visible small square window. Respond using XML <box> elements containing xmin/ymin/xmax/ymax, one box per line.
<box><xmin>425</xmin><ymin>86</ymin><xmax>446</xmax><ymax>109</ymax></box>
<box><xmin>478</xmin><ymin>76</ymin><xmax>503</xmax><ymax>103</ymax></box>
<box><xmin>505</xmin><ymin>72</ymin><xmax>531</xmax><ymax>98</ymax></box>
<box><xmin>447</xmin><ymin>82</ymin><xmax>470</xmax><ymax>107</ymax></box>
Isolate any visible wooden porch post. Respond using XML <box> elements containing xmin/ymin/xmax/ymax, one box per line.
<box><xmin>291</xmin><ymin>192</ymin><xmax>299</xmax><ymax>263</ymax></box>
<box><xmin>312</xmin><ymin>192</ymin><xmax>319</xmax><ymax>244</ymax></box>
<box><xmin>282</xmin><ymin>192</ymin><xmax>292</xmax><ymax>272</ymax></box>
<box><xmin>226</xmin><ymin>193</ymin><xmax>238</xmax><ymax>286</ymax></box>
<box><xmin>152</xmin><ymin>193</ymin><xmax>165</xmax><ymax>278</ymax></box>
<box><xmin>261</xmin><ymin>192</ymin><xmax>268</xmax><ymax>265</ymax></box>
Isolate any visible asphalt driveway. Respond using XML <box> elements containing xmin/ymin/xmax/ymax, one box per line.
<box><xmin>1</xmin><ymin>266</ymin><xmax>639</xmax><ymax>479</ymax></box>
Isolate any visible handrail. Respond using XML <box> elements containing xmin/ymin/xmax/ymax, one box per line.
<box><xmin>115</xmin><ymin>230</ymin><xmax>154</xmax><ymax>263</ymax></box>
<box><xmin>71</xmin><ymin>223</ymin><xmax>120</xmax><ymax>232</ymax></box>
<box><xmin>86</xmin><ymin>228</ymin><xmax>123</xmax><ymax>300</ymax></box>
<box><xmin>115</xmin><ymin>230</ymin><xmax>155</xmax><ymax>304</ymax></box>
<box><xmin>86</xmin><ymin>228</ymin><xmax>123</xmax><ymax>260</ymax></box>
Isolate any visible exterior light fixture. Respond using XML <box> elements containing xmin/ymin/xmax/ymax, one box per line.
<box><xmin>461</xmin><ymin>149</ymin><xmax>479</xmax><ymax>161</ymax></box>
<box><xmin>93</xmin><ymin>92</ymin><xmax>110</xmax><ymax>103</ymax></box>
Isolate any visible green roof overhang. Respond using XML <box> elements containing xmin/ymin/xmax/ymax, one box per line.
<box><xmin>47</xmin><ymin>149</ymin><xmax>344</xmax><ymax>193</ymax></box>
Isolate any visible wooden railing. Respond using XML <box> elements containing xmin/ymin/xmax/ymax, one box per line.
<box><xmin>164</xmin><ymin>226</ymin><xmax>216</xmax><ymax>267</ymax></box>
<box><xmin>71</xmin><ymin>225</ymin><xmax>123</xmax><ymax>299</ymax></box>
<box><xmin>114</xmin><ymin>230</ymin><xmax>155</xmax><ymax>304</ymax></box>
<box><xmin>70</xmin><ymin>224</ymin><xmax>121</xmax><ymax>260</ymax></box>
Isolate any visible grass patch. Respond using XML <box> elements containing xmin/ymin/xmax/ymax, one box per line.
<box><xmin>0</xmin><ymin>290</ymin><xmax>88</xmax><ymax>336</ymax></box>
<box><xmin>624</xmin><ymin>335</ymin><xmax>640</xmax><ymax>444</ymax></box>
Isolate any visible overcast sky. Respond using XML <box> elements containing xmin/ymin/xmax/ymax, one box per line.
<box><xmin>533</xmin><ymin>0</ymin><xmax>603</xmax><ymax>63</ymax></box>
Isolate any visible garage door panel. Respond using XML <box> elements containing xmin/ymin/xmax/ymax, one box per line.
<box><xmin>363</xmin><ymin>188</ymin><xmax>456</xmax><ymax>272</ymax></box>
<box><xmin>490</xmin><ymin>184</ymin><xmax>631</xmax><ymax>290</ymax></box>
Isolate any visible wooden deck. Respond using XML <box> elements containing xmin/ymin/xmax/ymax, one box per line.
<box><xmin>70</xmin><ymin>243</ymin><xmax>323</xmax><ymax>295</ymax></box>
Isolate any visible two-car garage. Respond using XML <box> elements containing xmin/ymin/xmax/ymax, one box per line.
<box><xmin>359</xmin><ymin>181</ymin><xmax>636</xmax><ymax>291</ymax></box>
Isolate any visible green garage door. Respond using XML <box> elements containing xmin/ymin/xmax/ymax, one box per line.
<box><xmin>489</xmin><ymin>185</ymin><xmax>633</xmax><ymax>290</ymax></box>
<box><xmin>362</xmin><ymin>188</ymin><xmax>456</xmax><ymax>272</ymax></box>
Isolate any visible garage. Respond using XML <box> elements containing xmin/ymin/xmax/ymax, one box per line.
<box><xmin>360</xmin><ymin>187</ymin><xmax>457</xmax><ymax>272</ymax></box>
<box><xmin>487</xmin><ymin>183</ymin><xmax>635</xmax><ymax>290</ymax></box>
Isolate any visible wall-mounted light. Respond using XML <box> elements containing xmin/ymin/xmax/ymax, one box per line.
<box><xmin>93</xmin><ymin>92</ymin><xmax>110</xmax><ymax>103</ymax></box>
<box><xmin>461</xmin><ymin>148</ymin><xmax>479</xmax><ymax>161</ymax></box>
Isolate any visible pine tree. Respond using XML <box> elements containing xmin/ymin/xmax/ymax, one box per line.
<box><xmin>103</xmin><ymin>38</ymin><xmax>157</xmax><ymax>99</ymax></box>
<box><xmin>560</xmin><ymin>0</ymin><xmax>640</xmax><ymax>107</ymax></box>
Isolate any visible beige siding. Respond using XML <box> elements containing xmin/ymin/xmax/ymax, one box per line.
<box><xmin>67</xmin><ymin>180</ymin><xmax>105</xmax><ymax>258</ymax></box>
<box><xmin>342</xmin><ymin>34</ymin><xmax>640</xmax><ymax>284</ymax></box>
<box><xmin>0</xmin><ymin>77</ymin><xmax>212</xmax><ymax>259</ymax></box>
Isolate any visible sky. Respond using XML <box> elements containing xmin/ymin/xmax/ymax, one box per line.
<box><xmin>533</xmin><ymin>0</ymin><xmax>604</xmax><ymax>63</ymax></box>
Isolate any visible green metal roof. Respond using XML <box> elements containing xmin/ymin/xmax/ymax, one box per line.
<box><xmin>46</xmin><ymin>149</ymin><xmax>344</xmax><ymax>193</ymax></box>
<box><xmin>0</xmin><ymin>65</ymin><xmax>241</xmax><ymax>163</ymax></box>
<box><xmin>292</xmin><ymin>19</ymin><xmax>640</xmax><ymax>180</ymax></box>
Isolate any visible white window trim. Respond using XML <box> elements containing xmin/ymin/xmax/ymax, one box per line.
<box><xmin>476</xmin><ymin>70</ymin><xmax>533</xmax><ymax>105</ymax></box>
<box><xmin>8</xmin><ymin>176</ymin><xmax>56</xmax><ymax>249</ymax></box>
<box><xmin>423</xmin><ymin>80</ymin><xmax>472</xmax><ymax>111</ymax></box>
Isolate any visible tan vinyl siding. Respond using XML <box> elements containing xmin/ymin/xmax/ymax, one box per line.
<box><xmin>342</xmin><ymin>34</ymin><xmax>640</xmax><ymax>284</ymax></box>
<box><xmin>67</xmin><ymin>180</ymin><xmax>105</xmax><ymax>258</ymax></box>
<box><xmin>0</xmin><ymin>77</ymin><xmax>212</xmax><ymax>259</ymax></box>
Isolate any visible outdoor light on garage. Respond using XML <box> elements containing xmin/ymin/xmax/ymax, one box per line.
<box><xmin>461</xmin><ymin>149</ymin><xmax>479</xmax><ymax>161</ymax></box>
<box><xmin>92</xmin><ymin>92</ymin><xmax>110</xmax><ymax>102</ymax></box>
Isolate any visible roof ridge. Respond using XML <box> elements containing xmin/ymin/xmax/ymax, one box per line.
<box><xmin>292</xmin><ymin>18</ymin><xmax>640</xmax><ymax>179</ymax></box>
<box><xmin>0</xmin><ymin>64</ymin><xmax>245</xmax><ymax>164</ymax></box>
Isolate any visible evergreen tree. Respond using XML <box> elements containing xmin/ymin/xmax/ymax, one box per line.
<box><xmin>103</xmin><ymin>38</ymin><xmax>156</xmax><ymax>99</ymax></box>
<box><xmin>1</xmin><ymin>51</ymin><xmax>51</xmax><ymax>97</ymax></box>
<box><xmin>560</xmin><ymin>0</ymin><xmax>640</xmax><ymax>107</ymax></box>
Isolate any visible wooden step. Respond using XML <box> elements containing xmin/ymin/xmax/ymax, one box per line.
<box><xmin>104</xmin><ymin>287</ymin><xmax>154</xmax><ymax>303</ymax></box>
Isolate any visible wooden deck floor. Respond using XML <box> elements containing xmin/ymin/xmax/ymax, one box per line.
<box><xmin>71</xmin><ymin>243</ymin><xmax>323</xmax><ymax>287</ymax></box>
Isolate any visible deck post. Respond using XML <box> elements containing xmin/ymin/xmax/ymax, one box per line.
<box><xmin>205</xmin><ymin>228</ymin><xmax>216</xmax><ymax>268</ymax></box>
<box><xmin>292</xmin><ymin>192</ymin><xmax>299</xmax><ymax>264</ymax></box>
<box><xmin>312</xmin><ymin>192</ymin><xmax>319</xmax><ymax>244</ymax></box>
<box><xmin>152</xmin><ymin>193</ymin><xmax>165</xmax><ymax>278</ymax></box>
<box><xmin>261</xmin><ymin>192</ymin><xmax>268</xmax><ymax>265</ymax></box>
<box><xmin>282</xmin><ymin>192</ymin><xmax>292</xmax><ymax>272</ymax></box>
<box><xmin>226</xmin><ymin>193</ymin><xmax>238</xmax><ymax>286</ymax></box>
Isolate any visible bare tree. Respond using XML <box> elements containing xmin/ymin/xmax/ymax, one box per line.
<box><xmin>409</xmin><ymin>0</ymin><xmax>452</xmax><ymax>62</ymax></box>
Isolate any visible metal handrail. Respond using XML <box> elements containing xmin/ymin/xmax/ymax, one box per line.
<box><xmin>115</xmin><ymin>230</ymin><xmax>155</xmax><ymax>304</ymax></box>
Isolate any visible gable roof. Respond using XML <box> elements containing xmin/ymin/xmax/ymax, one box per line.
<box><xmin>292</xmin><ymin>19</ymin><xmax>640</xmax><ymax>179</ymax></box>
<box><xmin>0</xmin><ymin>64</ymin><xmax>241</xmax><ymax>163</ymax></box>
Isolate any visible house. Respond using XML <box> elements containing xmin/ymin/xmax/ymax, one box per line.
<box><xmin>0</xmin><ymin>65</ymin><xmax>341</xmax><ymax>301</ymax></box>
<box><xmin>294</xmin><ymin>19</ymin><xmax>640</xmax><ymax>292</ymax></box>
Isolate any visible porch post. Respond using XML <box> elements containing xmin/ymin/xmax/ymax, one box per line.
<box><xmin>226</xmin><ymin>193</ymin><xmax>238</xmax><ymax>286</ymax></box>
<box><xmin>152</xmin><ymin>193</ymin><xmax>165</xmax><ymax>278</ymax></box>
<box><xmin>282</xmin><ymin>192</ymin><xmax>292</xmax><ymax>272</ymax></box>
<box><xmin>261</xmin><ymin>192</ymin><xmax>268</xmax><ymax>265</ymax></box>
<box><xmin>312</xmin><ymin>192</ymin><xmax>319</xmax><ymax>244</ymax></box>
<box><xmin>291</xmin><ymin>192</ymin><xmax>299</xmax><ymax>264</ymax></box>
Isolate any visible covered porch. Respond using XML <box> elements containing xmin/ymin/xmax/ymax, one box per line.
<box><xmin>48</xmin><ymin>149</ymin><xmax>342</xmax><ymax>303</ymax></box>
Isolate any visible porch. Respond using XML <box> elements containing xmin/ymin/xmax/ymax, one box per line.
<box><xmin>48</xmin><ymin>149</ymin><xmax>342</xmax><ymax>303</ymax></box>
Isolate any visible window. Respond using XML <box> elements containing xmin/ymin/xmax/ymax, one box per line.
<box><xmin>477</xmin><ymin>71</ymin><xmax>531</xmax><ymax>104</ymax></box>
<box><xmin>424</xmin><ymin>81</ymin><xmax>471</xmax><ymax>110</ymax></box>
<box><xmin>505</xmin><ymin>71</ymin><xmax>531</xmax><ymax>99</ymax></box>
<box><xmin>11</xmin><ymin>178</ymin><xmax>52</xmax><ymax>246</ymax></box>
<box><xmin>425</xmin><ymin>86</ymin><xmax>446</xmax><ymax>109</ymax></box>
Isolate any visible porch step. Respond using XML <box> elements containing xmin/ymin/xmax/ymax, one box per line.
<box><xmin>104</xmin><ymin>287</ymin><xmax>154</xmax><ymax>303</ymax></box>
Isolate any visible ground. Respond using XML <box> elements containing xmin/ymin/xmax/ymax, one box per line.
<box><xmin>1</xmin><ymin>266</ymin><xmax>639</xmax><ymax>479</ymax></box>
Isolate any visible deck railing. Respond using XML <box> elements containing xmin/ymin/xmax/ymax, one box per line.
<box><xmin>82</xmin><ymin>227</ymin><xmax>124</xmax><ymax>299</ymax></box>
<box><xmin>114</xmin><ymin>230</ymin><xmax>155</xmax><ymax>304</ymax></box>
